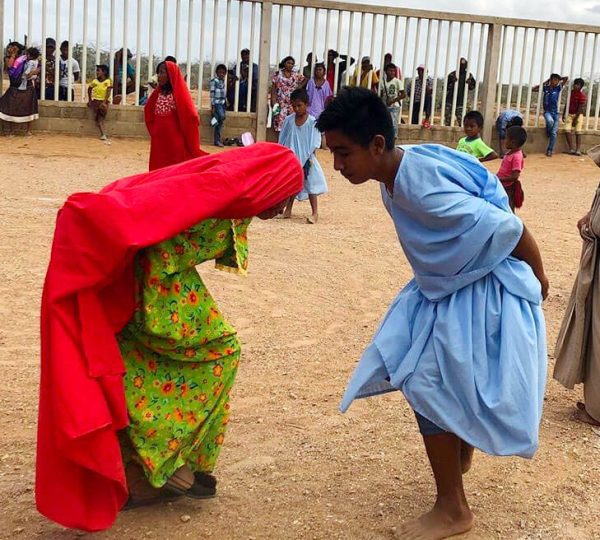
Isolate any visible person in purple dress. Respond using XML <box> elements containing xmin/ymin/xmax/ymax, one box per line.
<box><xmin>305</xmin><ymin>63</ymin><xmax>333</xmax><ymax>120</ymax></box>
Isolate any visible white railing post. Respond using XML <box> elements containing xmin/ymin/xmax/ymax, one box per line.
<box><xmin>256</xmin><ymin>0</ymin><xmax>273</xmax><ymax>141</ymax></box>
<box><xmin>41</xmin><ymin>0</ymin><xmax>47</xmax><ymax>100</ymax></box>
<box><xmin>54</xmin><ymin>0</ymin><xmax>60</xmax><ymax>101</ymax></box>
<box><xmin>197</xmin><ymin>0</ymin><xmax>206</xmax><ymax>109</ymax></box>
<box><xmin>82</xmin><ymin>0</ymin><xmax>88</xmax><ymax>102</ymax></box>
<box><xmin>480</xmin><ymin>23</ymin><xmax>502</xmax><ymax>144</ymax></box>
<box><xmin>135</xmin><ymin>0</ymin><xmax>142</xmax><ymax>105</ymax></box>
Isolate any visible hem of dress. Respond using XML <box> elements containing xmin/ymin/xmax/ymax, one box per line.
<box><xmin>215</xmin><ymin>263</ymin><xmax>247</xmax><ymax>276</ymax></box>
<box><xmin>0</xmin><ymin>112</ymin><xmax>39</xmax><ymax>123</ymax></box>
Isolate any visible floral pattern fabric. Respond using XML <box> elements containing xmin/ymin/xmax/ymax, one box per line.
<box><xmin>271</xmin><ymin>70</ymin><xmax>305</xmax><ymax>132</ymax></box>
<box><xmin>118</xmin><ymin>218</ymin><xmax>250</xmax><ymax>487</ymax></box>
<box><xmin>154</xmin><ymin>92</ymin><xmax>177</xmax><ymax>116</ymax></box>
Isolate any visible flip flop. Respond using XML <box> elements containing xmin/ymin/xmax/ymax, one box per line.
<box><xmin>164</xmin><ymin>466</ymin><xmax>195</xmax><ymax>496</ymax></box>
<box><xmin>122</xmin><ymin>488</ymin><xmax>181</xmax><ymax>510</ymax></box>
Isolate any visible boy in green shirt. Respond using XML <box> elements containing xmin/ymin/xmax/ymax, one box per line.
<box><xmin>456</xmin><ymin>111</ymin><xmax>498</xmax><ymax>162</ymax></box>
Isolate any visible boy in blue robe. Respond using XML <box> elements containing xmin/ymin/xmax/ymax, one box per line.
<box><xmin>316</xmin><ymin>87</ymin><xmax>549</xmax><ymax>540</ymax></box>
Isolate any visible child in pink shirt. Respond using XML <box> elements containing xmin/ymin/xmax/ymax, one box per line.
<box><xmin>497</xmin><ymin>126</ymin><xmax>527</xmax><ymax>211</ymax></box>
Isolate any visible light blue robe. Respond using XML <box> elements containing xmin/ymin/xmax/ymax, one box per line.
<box><xmin>279</xmin><ymin>113</ymin><xmax>328</xmax><ymax>200</ymax></box>
<box><xmin>340</xmin><ymin>144</ymin><xmax>547</xmax><ymax>459</ymax></box>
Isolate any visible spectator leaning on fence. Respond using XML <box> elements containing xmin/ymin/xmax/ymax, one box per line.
<box><xmin>495</xmin><ymin>109</ymin><xmax>524</xmax><ymax>157</ymax></box>
<box><xmin>444</xmin><ymin>58</ymin><xmax>476</xmax><ymax>127</ymax></box>
<box><xmin>378</xmin><ymin>62</ymin><xmax>405</xmax><ymax>138</ymax></box>
<box><xmin>88</xmin><ymin>64</ymin><xmax>112</xmax><ymax>141</ymax></box>
<box><xmin>564</xmin><ymin>78</ymin><xmax>587</xmax><ymax>156</ymax></box>
<box><xmin>406</xmin><ymin>65</ymin><xmax>433</xmax><ymax>128</ymax></box>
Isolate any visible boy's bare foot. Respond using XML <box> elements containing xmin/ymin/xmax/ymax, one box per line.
<box><xmin>460</xmin><ymin>441</ymin><xmax>474</xmax><ymax>474</ymax></box>
<box><xmin>282</xmin><ymin>209</ymin><xmax>292</xmax><ymax>219</ymax></box>
<box><xmin>306</xmin><ymin>214</ymin><xmax>318</xmax><ymax>224</ymax></box>
<box><xmin>395</xmin><ymin>503</ymin><xmax>473</xmax><ymax>540</ymax></box>
<box><xmin>573</xmin><ymin>402</ymin><xmax>600</xmax><ymax>426</ymax></box>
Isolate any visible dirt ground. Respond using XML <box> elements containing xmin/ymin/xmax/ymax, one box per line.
<box><xmin>1</xmin><ymin>134</ymin><xmax>599</xmax><ymax>540</ymax></box>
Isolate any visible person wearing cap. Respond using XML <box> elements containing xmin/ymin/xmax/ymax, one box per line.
<box><xmin>444</xmin><ymin>58</ymin><xmax>476</xmax><ymax>127</ymax></box>
<box><xmin>555</xmin><ymin>144</ymin><xmax>600</xmax><ymax>428</ymax></box>
<box><xmin>36</xmin><ymin>37</ymin><xmax>56</xmax><ymax>100</ymax></box>
<box><xmin>405</xmin><ymin>65</ymin><xmax>433</xmax><ymax>127</ymax></box>
<box><xmin>349</xmin><ymin>56</ymin><xmax>379</xmax><ymax>92</ymax></box>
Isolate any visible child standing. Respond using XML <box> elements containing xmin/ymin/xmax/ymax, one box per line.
<box><xmin>497</xmin><ymin>125</ymin><xmax>527</xmax><ymax>212</ymax></box>
<box><xmin>279</xmin><ymin>88</ymin><xmax>327</xmax><ymax>224</ymax></box>
<box><xmin>564</xmin><ymin>78</ymin><xmax>587</xmax><ymax>156</ymax></box>
<box><xmin>532</xmin><ymin>73</ymin><xmax>569</xmax><ymax>157</ymax></box>
<box><xmin>87</xmin><ymin>65</ymin><xmax>112</xmax><ymax>141</ymax></box>
<box><xmin>210</xmin><ymin>64</ymin><xmax>227</xmax><ymax>147</ymax></box>
<box><xmin>378</xmin><ymin>62</ymin><xmax>405</xmax><ymax>139</ymax></box>
<box><xmin>306</xmin><ymin>63</ymin><xmax>333</xmax><ymax>120</ymax></box>
<box><xmin>317</xmin><ymin>87</ymin><xmax>548</xmax><ymax>540</ymax></box>
<box><xmin>456</xmin><ymin>110</ymin><xmax>498</xmax><ymax>161</ymax></box>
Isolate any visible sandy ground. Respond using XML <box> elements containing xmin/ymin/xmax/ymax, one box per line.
<box><xmin>1</xmin><ymin>134</ymin><xmax>600</xmax><ymax>540</ymax></box>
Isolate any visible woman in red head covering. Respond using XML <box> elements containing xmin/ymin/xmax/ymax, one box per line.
<box><xmin>144</xmin><ymin>60</ymin><xmax>207</xmax><ymax>170</ymax></box>
<box><xmin>36</xmin><ymin>143</ymin><xmax>303</xmax><ymax>532</ymax></box>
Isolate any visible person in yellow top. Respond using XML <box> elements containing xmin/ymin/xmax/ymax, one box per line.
<box><xmin>350</xmin><ymin>56</ymin><xmax>379</xmax><ymax>92</ymax></box>
<box><xmin>87</xmin><ymin>64</ymin><xmax>113</xmax><ymax>141</ymax></box>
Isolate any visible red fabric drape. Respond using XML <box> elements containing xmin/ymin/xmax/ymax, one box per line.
<box><xmin>144</xmin><ymin>61</ymin><xmax>207</xmax><ymax>170</ymax></box>
<box><xmin>36</xmin><ymin>143</ymin><xmax>303</xmax><ymax>532</ymax></box>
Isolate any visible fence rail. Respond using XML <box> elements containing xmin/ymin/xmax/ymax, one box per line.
<box><xmin>2</xmin><ymin>0</ymin><xmax>600</xmax><ymax>141</ymax></box>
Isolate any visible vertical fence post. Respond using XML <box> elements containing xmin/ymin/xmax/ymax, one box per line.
<box><xmin>256</xmin><ymin>0</ymin><xmax>273</xmax><ymax>141</ymax></box>
<box><xmin>480</xmin><ymin>23</ymin><xmax>502</xmax><ymax>144</ymax></box>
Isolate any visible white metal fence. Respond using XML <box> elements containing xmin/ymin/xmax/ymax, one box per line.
<box><xmin>2</xmin><ymin>0</ymin><xmax>600</xmax><ymax>136</ymax></box>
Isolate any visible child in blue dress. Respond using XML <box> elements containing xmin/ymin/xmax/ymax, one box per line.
<box><xmin>279</xmin><ymin>88</ymin><xmax>328</xmax><ymax>224</ymax></box>
<box><xmin>316</xmin><ymin>87</ymin><xmax>549</xmax><ymax>540</ymax></box>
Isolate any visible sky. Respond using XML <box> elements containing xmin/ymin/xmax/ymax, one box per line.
<box><xmin>362</xmin><ymin>0</ymin><xmax>600</xmax><ymax>25</ymax></box>
<box><xmin>3</xmin><ymin>0</ymin><xmax>600</xmax><ymax>86</ymax></box>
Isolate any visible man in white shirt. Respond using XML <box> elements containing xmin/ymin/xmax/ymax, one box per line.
<box><xmin>58</xmin><ymin>40</ymin><xmax>80</xmax><ymax>101</ymax></box>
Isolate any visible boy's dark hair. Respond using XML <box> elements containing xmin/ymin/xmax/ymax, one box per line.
<box><xmin>315</xmin><ymin>87</ymin><xmax>395</xmax><ymax>150</ymax></box>
<box><xmin>26</xmin><ymin>47</ymin><xmax>40</xmax><ymax>59</ymax></box>
<box><xmin>574</xmin><ymin>77</ymin><xmax>585</xmax><ymax>88</ymax></box>
<box><xmin>290</xmin><ymin>88</ymin><xmax>309</xmax><ymax>103</ymax></box>
<box><xmin>508</xmin><ymin>116</ymin><xmax>523</xmax><ymax>127</ymax></box>
<box><xmin>550</xmin><ymin>73</ymin><xmax>561</xmax><ymax>81</ymax></box>
<box><xmin>463</xmin><ymin>110</ymin><xmax>484</xmax><ymax>128</ymax></box>
<box><xmin>385</xmin><ymin>62</ymin><xmax>397</xmax><ymax>71</ymax></box>
<box><xmin>96</xmin><ymin>64</ymin><xmax>109</xmax><ymax>76</ymax></box>
<box><xmin>216</xmin><ymin>64</ymin><xmax>227</xmax><ymax>73</ymax></box>
<box><xmin>60</xmin><ymin>40</ymin><xmax>69</xmax><ymax>49</ymax></box>
<box><xmin>164</xmin><ymin>55</ymin><xmax>177</xmax><ymax>63</ymax></box>
<box><xmin>507</xmin><ymin>126</ymin><xmax>527</xmax><ymax>148</ymax></box>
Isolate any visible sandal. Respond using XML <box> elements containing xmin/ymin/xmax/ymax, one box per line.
<box><xmin>123</xmin><ymin>462</ymin><xmax>182</xmax><ymax>510</ymax></box>
<box><xmin>164</xmin><ymin>466</ymin><xmax>195</xmax><ymax>496</ymax></box>
<box><xmin>185</xmin><ymin>472</ymin><xmax>217</xmax><ymax>499</ymax></box>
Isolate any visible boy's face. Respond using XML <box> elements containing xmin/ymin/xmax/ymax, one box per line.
<box><xmin>549</xmin><ymin>77</ymin><xmax>560</xmax><ymax>87</ymax></box>
<box><xmin>217</xmin><ymin>68</ymin><xmax>226</xmax><ymax>80</ymax></box>
<box><xmin>96</xmin><ymin>68</ymin><xmax>106</xmax><ymax>80</ymax></box>
<box><xmin>463</xmin><ymin>118</ymin><xmax>480</xmax><ymax>138</ymax></box>
<box><xmin>325</xmin><ymin>130</ymin><xmax>385</xmax><ymax>185</ymax></box>
<box><xmin>386</xmin><ymin>67</ymin><xmax>395</xmax><ymax>80</ymax></box>
<box><xmin>291</xmin><ymin>99</ymin><xmax>308</xmax><ymax>116</ymax></box>
<box><xmin>60</xmin><ymin>45</ymin><xmax>68</xmax><ymax>58</ymax></box>
<box><xmin>573</xmin><ymin>81</ymin><xmax>582</xmax><ymax>91</ymax></box>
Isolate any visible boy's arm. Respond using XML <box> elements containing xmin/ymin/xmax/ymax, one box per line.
<box><xmin>105</xmin><ymin>83</ymin><xmax>113</xmax><ymax>103</ymax></box>
<box><xmin>511</xmin><ymin>225</ymin><xmax>549</xmax><ymax>299</ymax></box>
<box><xmin>87</xmin><ymin>84</ymin><xmax>92</xmax><ymax>101</ymax></box>
<box><xmin>498</xmin><ymin>170</ymin><xmax>521</xmax><ymax>182</ymax></box>
<box><xmin>479</xmin><ymin>150</ymin><xmax>499</xmax><ymax>162</ymax></box>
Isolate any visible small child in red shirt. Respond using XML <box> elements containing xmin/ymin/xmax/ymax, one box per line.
<box><xmin>497</xmin><ymin>125</ymin><xmax>527</xmax><ymax>211</ymax></box>
<box><xmin>564</xmin><ymin>78</ymin><xmax>587</xmax><ymax>156</ymax></box>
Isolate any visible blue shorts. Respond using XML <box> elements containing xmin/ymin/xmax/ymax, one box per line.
<box><xmin>414</xmin><ymin>411</ymin><xmax>446</xmax><ymax>436</ymax></box>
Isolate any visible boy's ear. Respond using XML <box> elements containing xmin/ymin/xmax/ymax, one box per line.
<box><xmin>370</xmin><ymin>134</ymin><xmax>387</xmax><ymax>156</ymax></box>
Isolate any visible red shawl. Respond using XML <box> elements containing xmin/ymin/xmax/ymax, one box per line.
<box><xmin>36</xmin><ymin>143</ymin><xmax>303</xmax><ymax>532</ymax></box>
<box><xmin>144</xmin><ymin>61</ymin><xmax>207</xmax><ymax>170</ymax></box>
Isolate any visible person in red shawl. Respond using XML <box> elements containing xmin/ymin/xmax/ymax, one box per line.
<box><xmin>144</xmin><ymin>60</ymin><xmax>207</xmax><ymax>170</ymax></box>
<box><xmin>36</xmin><ymin>143</ymin><xmax>303</xmax><ymax>532</ymax></box>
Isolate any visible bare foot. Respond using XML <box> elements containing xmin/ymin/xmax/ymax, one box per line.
<box><xmin>306</xmin><ymin>214</ymin><xmax>318</xmax><ymax>224</ymax></box>
<box><xmin>460</xmin><ymin>441</ymin><xmax>474</xmax><ymax>474</ymax></box>
<box><xmin>282</xmin><ymin>210</ymin><xmax>292</xmax><ymax>219</ymax></box>
<box><xmin>395</xmin><ymin>504</ymin><xmax>474</xmax><ymax>540</ymax></box>
<box><xmin>573</xmin><ymin>402</ymin><xmax>600</xmax><ymax>426</ymax></box>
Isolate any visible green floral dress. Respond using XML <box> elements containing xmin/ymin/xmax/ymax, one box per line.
<box><xmin>117</xmin><ymin>218</ymin><xmax>250</xmax><ymax>487</ymax></box>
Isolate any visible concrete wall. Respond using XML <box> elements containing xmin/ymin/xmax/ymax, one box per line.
<box><xmin>28</xmin><ymin>102</ymin><xmax>600</xmax><ymax>154</ymax></box>
<box><xmin>31</xmin><ymin>102</ymin><xmax>256</xmax><ymax>141</ymax></box>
